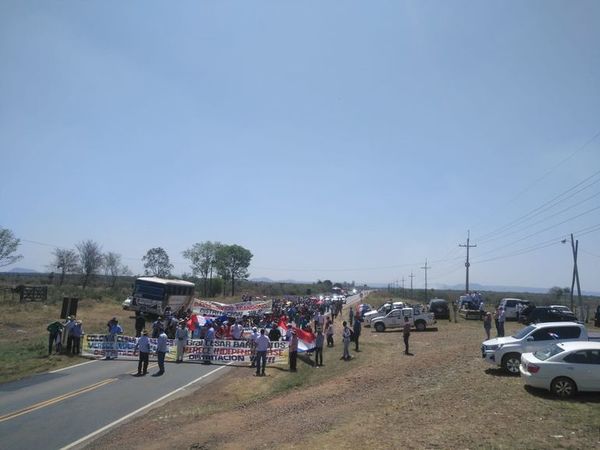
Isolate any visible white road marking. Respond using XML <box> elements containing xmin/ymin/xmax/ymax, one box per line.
<box><xmin>60</xmin><ymin>364</ymin><xmax>230</xmax><ymax>450</ymax></box>
<box><xmin>49</xmin><ymin>360</ymin><xmax>97</xmax><ymax>373</ymax></box>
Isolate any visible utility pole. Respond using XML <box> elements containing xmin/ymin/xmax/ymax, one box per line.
<box><xmin>409</xmin><ymin>272</ymin><xmax>415</xmax><ymax>299</ymax></box>
<box><xmin>401</xmin><ymin>277</ymin><xmax>405</xmax><ymax>298</ymax></box>
<box><xmin>459</xmin><ymin>230</ymin><xmax>477</xmax><ymax>293</ymax></box>
<box><xmin>421</xmin><ymin>259</ymin><xmax>431</xmax><ymax>301</ymax></box>
<box><xmin>568</xmin><ymin>233</ymin><xmax>583</xmax><ymax>320</ymax></box>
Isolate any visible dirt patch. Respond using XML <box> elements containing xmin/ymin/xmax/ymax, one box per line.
<box><xmin>86</xmin><ymin>309</ymin><xmax>600</xmax><ymax>450</ymax></box>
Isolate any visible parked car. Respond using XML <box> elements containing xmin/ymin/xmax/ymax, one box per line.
<box><xmin>428</xmin><ymin>299</ymin><xmax>449</xmax><ymax>320</ymax></box>
<box><xmin>520</xmin><ymin>341</ymin><xmax>600</xmax><ymax>398</ymax></box>
<box><xmin>363</xmin><ymin>302</ymin><xmax>404</xmax><ymax>326</ymax></box>
<box><xmin>519</xmin><ymin>306</ymin><xmax>577</xmax><ymax>325</ymax></box>
<box><xmin>371</xmin><ymin>307</ymin><xmax>436</xmax><ymax>332</ymax></box>
<box><xmin>481</xmin><ymin>322</ymin><xmax>595</xmax><ymax>375</ymax></box>
<box><xmin>498</xmin><ymin>298</ymin><xmax>530</xmax><ymax>320</ymax></box>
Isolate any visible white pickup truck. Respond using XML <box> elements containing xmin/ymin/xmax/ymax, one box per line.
<box><xmin>371</xmin><ymin>307</ymin><xmax>436</xmax><ymax>332</ymax></box>
<box><xmin>481</xmin><ymin>322</ymin><xmax>600</xmax><ymax>375</ymax></box>
<box><xmin>363</xmin><ymin>302</ymin><xmax>405</xmax><ymax>327</ymax></box>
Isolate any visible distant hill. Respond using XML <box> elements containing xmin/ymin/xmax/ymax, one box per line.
<box><xmin>4</xmin><ymin>267</ymin><xmax>39</xmax><ymax>274</ymax></box>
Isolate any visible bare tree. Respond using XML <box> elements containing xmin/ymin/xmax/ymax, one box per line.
<box><xmin>0</xmin><ymin>228</ymin><xmax>23</xmax><ymax>268</ymax></box>
<box><xmin>50</xmin><ymin>248</ymin><xmax>79</xmax><ymax>285</ymax></box>
<box><xmin>142</xmin><ymin>247</ymin><xmax>173</xmax><ymax>277</ymax></box>
<box><xmin>103</xmin><ymin>251</ymin><xmax>125</xmax><ymax>287</ymax></box>
<box><xmin>76</xmin><ymin>240</ymin><xmax>104</xmax><ymax>289</ymax></box>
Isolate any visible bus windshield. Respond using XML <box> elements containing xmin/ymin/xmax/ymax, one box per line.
<box><xmin>134</xmin><ymin>280</ymin><xmax>166</xmax><ymax>302</ymax></box>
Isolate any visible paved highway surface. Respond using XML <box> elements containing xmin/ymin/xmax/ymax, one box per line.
<box><xmin>0</xmin><ymin>292</ymin><xmax>366</xmax><ymax>450</ymax></box>
<box><xmin>0</xmin><ymin>355</ymin><xmax>230</xmax><ymax>449</ymax></box>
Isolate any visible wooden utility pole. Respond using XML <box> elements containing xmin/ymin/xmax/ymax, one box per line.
<box><xmin>401</xmin><ymin>277</ymin><xmax>405</xmax><ymax>298</ymax></box>
<box><xmin>421</xmin><ymin>259</ymin><xmax>431</xmax><ymax>301</ymax></box>
<box><xmin>409</xmin><ymin>272</ymin><xmax>415</xmax><ymax>299</ymax></box>
<box><xmin>569</xmin><ymin>233</ymin><xmax>583</xmax><ymax>320</ymax></box>
<box><xmin>459</xmin><ymin>230</ymin><xmax>477</xmax><ymax>293</ymax></box>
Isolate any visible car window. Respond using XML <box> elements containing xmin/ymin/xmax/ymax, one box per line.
<box><xmin>555</xmin><ymin>327</ymin><xmax>581</xmax><ymax>339</ymax></box>
<box><xmin>513</xmin><ymin>325</ymin><xmax>536</xmax><ymax>339</ymax></box>
<box><xmin>531</xmin><ymin>329</ymin><xmax>558</xmax><ymax>341</ymax></box>
<box><xmin>534</xmin><ymin>344</ymin><xmax>564</xmax><ymax>361</ymax></box>
<box><xmin>589</xmin><ymin>350</ymin><xmax>600</xmax><ymax>364</ymax></box>
<box><xmin>389</xmin><ymin>310</ymin><xmax>401</xmax><ymax>317</ymax></box>
<box><xmin>563</xmin><ymin>351</ymin><xmax>589</xmax><ymax>364</ymax></box>
<box><xmin>506</xmin><ymin>300</ymin><xmax>515</xmax><ymax>307</ymax></box>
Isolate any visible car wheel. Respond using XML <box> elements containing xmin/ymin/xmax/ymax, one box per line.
<box><xmin>551</xmin><ymin>377</ymin><xmax>577</xmax><ymax>398</ymax></box>
<box><xmin>501</xmin><ymin>353</ymin><xmax>521</xmax><ymax>375</ymax></box>
<box><xmin>374</xmin><ymin>322</ymin><xmax>385</xmax><ymax>333</ymax></box>
<box><xmin>415</xmin><ymin>320</ymin><xmax>426</xmax><ymax>332</ymax></box>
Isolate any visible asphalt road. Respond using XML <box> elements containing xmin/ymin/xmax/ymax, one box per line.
<box><xmin>0</xmin><ymin>292</ymin><xmax>367</xmax><ymax>450</ymax></box>
<box><xmin>0</xmin><ymin>358</ymin><xmax>230</xmax><ymax>450</ymax></box>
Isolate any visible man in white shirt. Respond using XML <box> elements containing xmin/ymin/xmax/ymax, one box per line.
<box><xmin>254</xmin><ymin>328</ymin><xmax>270</xmax><ymax>377</ymax></box>
<box><xmin>135</xmin><ymin>329</ymin><xmax>150</xmax><ymax>376</ymax></box>
<box><xmin>231</xmin><ymin>321</ymin><xmax>243</xmax><ymax>340</ymax></box>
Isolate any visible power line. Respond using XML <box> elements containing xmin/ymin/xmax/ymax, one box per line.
<box><xmin>478</xmin><ymin>169</ymin><xmax>600</xmax><ymax>242</ymax></box>
<box><xmin>479</xmin><ymin>189</ymin><xmax>600</xmax><ymax>245</ymax></box>
<box><xmin>474</xmin><ymin>205</ymin><xmax>600</xmax><ymax>260</ymax></box>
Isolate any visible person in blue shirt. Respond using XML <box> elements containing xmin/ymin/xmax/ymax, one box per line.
<box><xmin>106</xmin><ymin>318</ymin><xmax>123</xmax><ymax>360</ymax></box>
<box><xmin>154</xmin><ymin>330</ymin><xmax>168</xmax><ymax>376</ymax></box>
<box><xmin>135</xmin><ymin>329</ymin><xmax>151</xmax><ymax>376</ymax></box>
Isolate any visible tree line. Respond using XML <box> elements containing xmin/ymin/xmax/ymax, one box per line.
<box><xmin>0</xmin><ymin>228</ymin><xmax>252</xmax><ymax>297</ymax></box>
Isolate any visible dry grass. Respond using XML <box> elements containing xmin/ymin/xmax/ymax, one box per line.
<box><xmin>85</xmin><ymin>300</ymin><xmax>600</xmax><ymax>450</ymax></box>
<box><xmin>0</xmin><ymin>298</ymin><xmax>136</xmax><ymax>383</ymax></box>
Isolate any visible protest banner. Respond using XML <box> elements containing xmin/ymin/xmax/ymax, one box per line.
<box><xmin>82</xmin><ymin>334</ymin><xmax>288</xmax><ymax>365</ymax></box>
<box><xmin>192</xmin><ymin>299</ymin><xmax>273</xmax><ymax>318</ymax></box>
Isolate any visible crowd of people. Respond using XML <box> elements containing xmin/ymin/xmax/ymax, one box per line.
<box><xmin>126</xmin><ymin>295</ymin><xmax>363</xmax><ymax>377</ymax></box>
<box><xmin>46</xmin><ymin>315</ymin><xmax>84</xmax><ymax>356</ymax></box>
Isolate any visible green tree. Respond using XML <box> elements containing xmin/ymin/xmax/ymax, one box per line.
<box><xmin>182</xmin><ymin>241</ymin><xmax>221</xmax><ymax>296</ymax></box>
<box><xmin>142</xmin><ymin>247</ymin><xmax>173</xmax><ymax>278</ymax></box>
<box><xmin>0</xmin><ymin>228</ymin><xmax>23</xmax><ymax>268</ymax></box>
<box><xmin>50</xmin><ymin>248</ymin><xmax>79</xmax><ymax>285</ymax></box>
<box><xmin>215</xmin><ymin>244</ymin><xmax>253</xmax><ymax>296</ymax></box>
<box><xmin>76</xmin><ymin>240</ymin><xmax>104</xmax><ymax>289</ymax></box>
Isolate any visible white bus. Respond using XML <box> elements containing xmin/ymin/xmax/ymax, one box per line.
<box><xmin>126</xmin><ymin>277</ymin><xmax>195</xmax><ymax>317</ymax></box>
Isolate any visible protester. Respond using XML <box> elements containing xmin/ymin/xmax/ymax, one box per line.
<box><xmin>134</xmin><ymin>313</ymin><xmax>146</xmax><ymax>338</ymax></box>
<box><xmin>175</xmin><ymin>321</ymin><xmax>189</xmax><ymax>363</ymax></box>
<box><xmin>496</xmin><ymin>307</ymin><xmax>506</xmax><ymax>337</ymax></box>
<box><xmin>47</xmin><ymin>320</ymin><xmax>64</xmax><ymax>356</ymax></box>
<box><xmin>289</xmin><ymin>330</ymin><xmax>298</xmax><ymax>372</ymax></box>
<box><xmin>483</xmin><ymin>312</ymin><xmax>492</xmax><ymax>340</ymax></box>
<box><xmin>72</xmin><ymin>320</ymin><xmax>84</xmax><ymax>355</ymax></box>
<box><xmin>341</xmin><ymin>321</ymin><xmax>351</xmax><ymax>361</ymax></box>
<box><xmin>64</xmin><ymin>316</ymin><xmax>76</xmax><ymax>354</ymax></box>
<box><xmin>135</xmin><ymin>330</ymin><xmax>150</xmax><ymax>376</ymax></box>
<box><xmin>348</xmin><ymin>308</ymin><xmax>354</xmax><ymax>327</ymax></box>
<box><xmin>231</xmin><ymin>320</ymin><xmax>243</xmax><ymax>340</ymax></box>
<box><xmin>255</xmin><ymin>328</ymin><xmax>270</xmax><ymax>376</ymax></box>
<box><xmin>249</xmin><ymin>327</ymin><xmax>259</xmax><ymax>368</ymax></box>
<box><xmin>154</xmin><ymin>329</ymin><xmax>168</xmax><ymax>376</ymax></box>
<box><xmin>106</xmin><ymin>318</ymin><xmax>123</xmax><ymax>360</ymax></box>
<box><xmin>203</xmin><ymin>322</ymin><xmax>216</xmax><ymax>364</ymax></box>
<box><xmin>353</xmin><ymin>314</ymin><xmax>362</xmax><ymax>352</ymax></box>
<box><xmin>268</xmin><ymin>323</ymin><xmax>281</xmax><ymax>342</ymax></box>
<box><xmin>402</xmin><ymin>316</ymin><xmax>411</xmax><ymax>355</ymax></box>
<box><xmin>314</xmin><ymin>328</ymin><xmax>324</xmax><ymax>367</ymax></box>
<box><xmin>152</xmin><ymin>317</ymin><xmax>163</xmax><ymax>338</ymax></box>
<box><xmin>325</xmin><ymin>317</ymin><xmax>334</xmax><ymax>347</ymax></box>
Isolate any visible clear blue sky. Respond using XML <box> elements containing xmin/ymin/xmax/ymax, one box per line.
<box><xmin>1</xmin><ymin>1</ymin><xmax>599</xmax><ymax>291</ymax></box>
